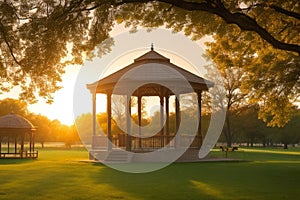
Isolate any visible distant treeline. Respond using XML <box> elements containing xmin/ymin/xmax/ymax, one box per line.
<box><xmin>0</xmin><ymin>98</ymin><xmax>79</xmax><ymax>148</ymax></box>
<box><xmin>1</xmin><ymin>98</ymin><xmax>299</xmax><ymax>149</ymax></box>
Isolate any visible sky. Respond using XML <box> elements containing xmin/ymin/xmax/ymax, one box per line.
<box><xmin>0</xmin><ymin>25</ymin><xmax>212</xmax><ymax>125</ymax></box>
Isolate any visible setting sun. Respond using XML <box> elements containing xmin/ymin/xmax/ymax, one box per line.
<box><xmin>12</xmin><ymin>27</ymin><xmax>209</xmax><ymax>125</ymax></box>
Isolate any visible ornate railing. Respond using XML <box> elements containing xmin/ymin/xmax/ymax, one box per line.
<box><xmin>92</xmin><ymin>134</ymin><xmax>202</xmax><ymax>151</ymax></box>
<box><xmin>0</xmin><ymin>150</ymin><xmax>38</xmax><ymax>159</ymax></box>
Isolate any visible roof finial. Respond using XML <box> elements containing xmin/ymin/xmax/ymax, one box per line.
<box><xmin>151</xmin><ymin>43</ymin><xmax>154</xmax><ymax>51</ymax></box>
<box><xmin>10</xmin><ymin>105</ymin><xmax>14</xmax><ymax>114</ymax></box>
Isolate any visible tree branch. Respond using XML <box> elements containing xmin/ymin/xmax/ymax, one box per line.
<box><xmin>238</xmin><ymin>3</ymin><xmax>300</xmax><ymax>21</ymax></box>
<box><xmin>219</xmin><ymin>12</ymin><xmax>300</xmax><ymax>54</ymax></box>
<box><xmin>269</xmin><ymin>4</ymin><xmax>300</xmax><ymax>20</ymax></box>
<box><xmin>117</xmin><ymin>0</ymin><xmax>300</xmax><ymax>55</ymax></box>
<box><xmin>0</xmin><ymin>22</ymin><xmax>21</xmax><ymax>66</ymax></box>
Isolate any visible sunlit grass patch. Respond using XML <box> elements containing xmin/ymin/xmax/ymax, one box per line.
<box><xmin>190</xmin><ymin>180</ymin><xmax>223</xmax><ymax>198</ymax></box>
<box><xmin>0</xmin><ymin>147</ymin><xmax>299</xmax><ymax>199</ymax></box>
<box><xmin>210</xmin><ymin>147</ymin><xmax>300</xmax><ymax>162</ymax></box>
<box><xmin>240</xmin><ymin>147</ymin><xmax>300</xmax><ymax>155</ymax></box>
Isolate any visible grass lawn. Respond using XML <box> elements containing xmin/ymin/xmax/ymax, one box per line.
<box><xmin>0</xmin><ymin>147</ymin><xmax>299</xmax><ymax>200</ymax></box>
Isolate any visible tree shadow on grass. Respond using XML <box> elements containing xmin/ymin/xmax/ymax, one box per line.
<box><xmin>88</xmin><ymin>157</ymin><xmax>300</xmax><ymax>200</ymax></box>
<box><xmin>88</xmin><ymin>162</ymin><xmax>224</xmax><ymax>200</ymax></box>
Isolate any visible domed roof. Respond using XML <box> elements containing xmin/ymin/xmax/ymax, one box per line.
<box><xmin>87</xmin><ymin>48</ymin><xmax>213</xmax><ymax>95</ymax></box>
<box><xmin>0</xmin><ymin>113</ymin><xmax>35</xmax><ymax>129</ymax></box>
<box><xmin>134</xmin><ymin>49</ymin><xmax>170</xmax><ymax>62</ymax></box>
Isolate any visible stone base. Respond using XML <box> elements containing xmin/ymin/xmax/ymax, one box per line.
<box><xmin>89</xmin><ymin>148</ymin><xmax>210</xmax><ymax>163</ymax></box>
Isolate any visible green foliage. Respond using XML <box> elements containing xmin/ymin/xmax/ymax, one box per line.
<box><xmin>206</xmin><ymin>22</ymin><xmax>299</xmax><ymax>127</ymax></box>
<box><xmin>0</xmin><ymin>98</ymin><xmax>29</xmax><ymax>116</ymax></box>
<box><xmin>231</xmin><ymin>105</ymin><xmax>269</xmax><ymax>146</ymax></box>
<box><xmin>97</xmin><ymin>112</ymin><xmax>124</xmax><ymax>136</ymax></box>
<box><xmin>27</xmin><ymin>113</ymin><xmax>52</xmax><ymax>143</ymax></box>
<box><xmin>74</xmin><ymin>112</ymin><xmax>93</xmax><ymax>143</ymax></box>
<box><xmin>115</xmin><ymin>0</ymin><xmax>300</xmax><ymax>127</ymax></box>
<box><xmin>229</xmin><ymin>105</ymin><xmax>300</xmax><ymax>148</ymax></box>
<box><xmin>0</xmin><ymin>0</ymin><xmax>299</xmax><ymax>126</ymax></box>
<box><xmin>0</xmin><ymin>0</ymin><xmax>114</xmax><ymax>103</ymax></box>
<box><xmin>270</xmin><ymin>111</ymin><xmax>300</xmax><ymax>148</ymax></box>
<box><xmin>203</xmin><ymin>61</ymin><xmax>246</xmax><ymax>147</ymax></box>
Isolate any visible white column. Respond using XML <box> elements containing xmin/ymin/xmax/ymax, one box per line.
<box><xmin>175</xmin><ymin>95</ymin><xmax>180</xmax><ymax>148</ymax></box>
<box><xmin>165</xmin><ymin>95</ymin><xmax>170</xmax><ymax>145</ymax></box>
<box><xmin>138</xmin><ymin>95</ymin><xmax>142</xmax><ymax>149</ymax></box>
<box><xmin>197</xmin><ymin>91</ymin><xmax>202</xmax><ymax>148</ymax></box>
<box><xmin>107</xmin><ymin>93</ymin><xmax>112</xmax><ymax>151</ymax></box>
<box><xmin>126</xmin><ymin>95</ymin><xmax>132</xmax><ymax>151</ymax></box>
<box><xmin>160</xmin><ymin>95</ymin><xmax>164</xmax><ymax>147</ymax></box>
<box><xmin>92</xmin><ymin>93</ymin><xmax>96</xmax><ymax>149</ymax></box>
<box><xmin>92</xmin><ymin>93</ymin><xmax>96</xmax><ymax>136</ymax></box>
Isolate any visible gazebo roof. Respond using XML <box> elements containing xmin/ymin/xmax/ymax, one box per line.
<box><xmin>134</xmin><ymin>50</ymin><xmax>170</xmax><ymax>62</ymax></box>
<box><xmin>87</xmin><ymin>48</ymin><xmax>213</xmax><ymax>96</ymax></box>
<box><xmin>0</xmin><ymin>113</ymin><xmax>35</xmax><ymax>130</ymax></box>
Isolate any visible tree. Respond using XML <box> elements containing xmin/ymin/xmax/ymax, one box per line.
<box><xmin>97</xmin><ymin>112</ymin><xmax>124</xmax><ymax>136</ymax></box>
<box><xmin>226</xmin><ymin>106</ymin><xmax>300</xmax><ymax>148</ymax></box>
<box><xmin>271</xmin><ymin>110</ymin><xmax>300</xmax><ymax>149</ymax></box>
<box><xmin>204</xmin><ymin>64</ymin><xmax>246</xmax><ymax>147</ymax></box>
<box><xmin>206</xmin><ymin>24</ymin><xmax>299</xmax><ymax>127</ymax></box>
<box><xmin>111</xmin><ymin>95</ymin><xmax>147</xmax><ymax>131</ymax></box>
<box><xmin>1</xmin><ymin>0</ymin><xmax>299</xmax><ymax>124</ymax></box>
<box><xmin>27</xmin><ymin>113</ymin><xmax>52</xmax><ymax>147</ymax></box>
<box><xmin>232</xmin><ymin>105</ymin><xmax>268</xmax><ymax>147</ymax></box>
<box><xmin>111</xmin><ymin>95</ymin><xmax>127</xmax><ymax>130</ymax></box>
<box><xmin>74</xmin><ymin>113</ymin><xmax>94</xmax><ymax>143</ymax></box>
<box><xmin>49</xmin><ymin>119</ymin><xmax>81</xmax><ymax>147</ymax></box>
<box><xmin>0</xmin><ymin>98</ymin><xmax>29</xmax><ymax>116</ymax></box>
<box><xmin>60</xmin><ymin>124</ymin><xmax>80</xmax><ymax>148</ymax></box>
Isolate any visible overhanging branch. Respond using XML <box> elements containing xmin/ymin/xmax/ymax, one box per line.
<box><xmin>118</xmin><ymin>0</ymin><xmax>300</xmax><ymax>55</ymax></box>
<box><xmin>270</xmin><ymin>4</ymin><xmax>300</xmax><ymax>20</ymax></box>
<box><xmin>0</xmin><ymin>22</ymin><xmax>21</xmax><ymax>66</ymax></box>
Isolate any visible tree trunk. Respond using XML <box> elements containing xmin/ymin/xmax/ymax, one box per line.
<box><xmin>283</xmin><ymin>143</ymin><xmax>288</xmax><ymax>149</ymax></box>
<box><xmin>250</xmin><ymin>139</ymin><xmax>254</xmax><ymax>147</ymax></box>
<box><xmin>225</xmin><ymin>114</ymin><xmax>232</xmax><ymax>148</ymax></box>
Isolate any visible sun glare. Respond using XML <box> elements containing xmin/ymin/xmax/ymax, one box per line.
<box><xmin>27</xmin><ymin>65</ymin><xmax>81</xmax><ymax>126</ymax></box>
<box><xmin>1</xmin><ymin>26</ymin><xmax>210</xmax><ymax>126</ymax></box>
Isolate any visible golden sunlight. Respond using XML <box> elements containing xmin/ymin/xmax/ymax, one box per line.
<box><xmin>1</xmin><ymin>26</ymin><xmax>209</xmax><ymax>126</ymax></box>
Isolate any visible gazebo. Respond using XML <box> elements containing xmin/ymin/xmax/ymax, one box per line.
<box><xmin>0</xmin><ymin>113</ymin><xmax>38</xmax><ymax>158</ymax></box>
<box><xmin>87</xmin><ymin>46</ymin><xmax>213</xmax><ymax>162</ymax></box>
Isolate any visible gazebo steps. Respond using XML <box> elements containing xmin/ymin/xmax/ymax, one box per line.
<box><xmin>90</xmin><ymin>148</ymin><xmax>210</xmax><ymax>163</ymax></box>
<box><xmin>104</xmin><ymin>150</ymin><xmax>133</xmax><ymax>163</ymax></box>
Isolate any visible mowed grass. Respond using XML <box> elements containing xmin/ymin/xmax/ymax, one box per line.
<box><xmin>0</xmin><ymin>147</ymin><xmax>299</xmax><ymax>200</ymax></box>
